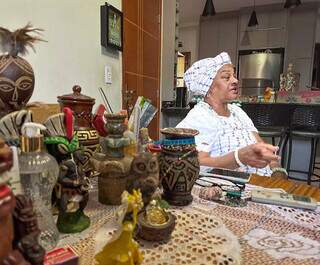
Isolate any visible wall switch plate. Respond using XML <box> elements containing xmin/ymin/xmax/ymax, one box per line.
<box><xmin>104</xmin><ymin>65</ymin><xmax>112</xmax><ymax>84</ymax></box>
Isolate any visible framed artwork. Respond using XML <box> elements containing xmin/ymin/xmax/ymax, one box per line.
<box><xmin>101</xmin><ymin>3</ymin><xmax>123</xmax><ymax>51</ymax></box>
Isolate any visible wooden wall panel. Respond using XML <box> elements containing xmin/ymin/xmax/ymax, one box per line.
<box><xmin>122</xmin><ymin>0</ymin><xmax>161</xmax><ymax>139</ymax></box>
<box><xmin>123</xmin><ymin>0</ymin><xmax>139</xmax><ymax>25</ymax></box>
<box><xmin>123</xmin><ymin>20</ymin><xmax>139</xmax><ymax>74</ymax></box>
<box><xmin>142</xmin><ymin>0</ymin><xmax>160</xmax><ymax>37</ymax></box>
<box><xmin>142</xmin><ymin>33</ymin><xmax>159</xmax><ymax>78</ymax></box>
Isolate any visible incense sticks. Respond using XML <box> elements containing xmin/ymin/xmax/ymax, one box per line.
<box><xmin>99</xmin><ymin>87</ymin><xmax>113</xmax><ymax>114</ymax></box>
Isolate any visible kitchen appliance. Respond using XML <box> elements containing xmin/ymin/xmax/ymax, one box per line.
<box><xmin>238</xmin><ymin>49</ymin><xmax>284</xmax><ymax>96</ymax></box>
<box><xmin>241</xmin><ymin>78</ymin><xmax>273</xmax><ymax>96</ymax></box>
<box><xmin>175</xmin><ymin>87</ymin><xmax>187</xmax><ymax>108</ymax></box>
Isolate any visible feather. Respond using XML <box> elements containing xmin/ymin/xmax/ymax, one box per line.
<box><xmin>0</xmin><ymin>110</ymin><xmax>33</xmax><ymax>140</ymax></box>
<box><xmin>0</xmin><ymin>23</ymin><xmax>46</xmax><ymax>56</ymax></box>
<box><xmin>44</xmin><ymin>113</ymin><xmax>67</xmax><ymax>137</ymax></box>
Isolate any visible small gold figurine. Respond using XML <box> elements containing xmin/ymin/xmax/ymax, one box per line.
<box><xmin>95</xmin><ymin>189</ymin><xmax>144</xmax><ymax>265</ymax></box>
<box><xmin>145</xmin><ymin>200</ymin><xmax>168</xmax><ymax>225</ymax></box>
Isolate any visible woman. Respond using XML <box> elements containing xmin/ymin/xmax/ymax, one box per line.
<box><xmin>177</xmin><ymin>52</ymin><xmax>281</xmax><ymax>176</ymax></box>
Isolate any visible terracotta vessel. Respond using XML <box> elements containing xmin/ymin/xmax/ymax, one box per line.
<box><xmin>58</xmin><ymin>85</ymin><xmax>99</xmax><ymax>176</ymax></box>
<box><xmin>91</xmin><ymin>114</ymin><xmax>132</xmax><ymax>205</ymax></box>
<box><xmin>158</xmin><ymin>128</ymin><xmax>200</xmax><ymax>206</ymax></box>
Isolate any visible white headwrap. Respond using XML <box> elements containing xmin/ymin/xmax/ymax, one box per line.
<box><xmin>184</xmin><ymin>52</ymin><xmax>232</xmax><ymax>96</ymax></box>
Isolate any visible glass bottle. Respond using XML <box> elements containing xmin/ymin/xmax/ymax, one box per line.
<box><xmin>19</xmin><ymin>123</ymin><xmax>59</xmax><ymax>251</ymax></box>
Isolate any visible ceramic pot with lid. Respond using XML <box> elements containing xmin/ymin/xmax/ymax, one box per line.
<box><xmin>57</xmin><ymin>85</ymin><xmax>99</xmax><ymax>175</ymax></box>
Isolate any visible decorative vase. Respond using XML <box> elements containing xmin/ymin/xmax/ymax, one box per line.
<box><xmin>91</xmin><ymin>114</ymin><xmax>132</xmax><ymax>205</ymax></box>
<box><xmin>58</xmin><ymin>85</ymin><xmax>100</xmax><ymax>177</ymax></box>
<box><xmin>158</xmin><ymin>128</ymin><xmax>200</xmax><ymax>206</ymax></box>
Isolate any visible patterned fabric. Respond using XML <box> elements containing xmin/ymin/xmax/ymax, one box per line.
<box><xmin>265</xmin><ymin>205</ymin><xmax>320</xmax><ymax>231</ymax></box>
<box><xmin>243</xmin><ymin>228</ymin><xmax>320</xmax><ymax>260</ymax></box>
<box><xmin>192</xmin><ymin>185</ymin><xmax>320</xmax><ymax>265</ymax></box>
<box><xmin>63</xmin><ymin>181</ymin><xmax>320</xmax><ymax>265</ymax></box>
<box><xmin>63</xmin><ymin>180</ymin><xmax>241</xmax><ymax>265</ymax></box>
<box><xmin>184</xmin><ymin>52</ymin><xmax>232</xmax><ymax>96</ymax></box>
<box><xmin>95</xmin><ymin>208</ymin><xmax>241</xmax><ymax>265</ymax></box>
<box><xmin>177</xmin><ymin>101</ymin><xmax>272</xmax><ymax>176</ymax></box>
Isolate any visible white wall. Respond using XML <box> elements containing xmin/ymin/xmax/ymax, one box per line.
<box><xmin>179</xmin><ymin>24</ymin><xmax>200</xmax><ymax>65</ymax></box>
<box><xmin>0</xmin><ymin>0</ymin><xmax>122</xmax><ymax>112</ymax></box>
<box><xmin>160</xmin><ymin>0</ymin><xmax>176</xmax><ymax>102</ymax></box>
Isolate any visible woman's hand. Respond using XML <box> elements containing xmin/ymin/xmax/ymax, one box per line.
<box><xmin>238</xmin><ymin>142</ymin><xmax>280</xmax><ymax>168</ymax></box>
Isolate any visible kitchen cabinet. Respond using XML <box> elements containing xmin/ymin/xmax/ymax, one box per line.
<box><xmin>199</xmin><ymin>18</ymin><xmax>219</xmax><ymax>58</ymax></box>
<box><xmin>286</xmin><ymin>6</ymin><xmax>317</xmax><ymax>60</ymax></box>
<box><xmin>199</xmin><ymin>12</ymin><xmax>238</xmax><ymax>63</ymax></box>
<box><xmin>238</xmin><ymin>8</ymin><xmax>287</xmax><ymax>50</ymax></box>
<box><xmin>285</xmin><ymin>5</ymin><xmax>317</xmax><ymax>89</ymax></box>
<box><xmin>198</xmin><ymin>3</ymin><xmax>319</xmax><ymax>90</ymax></box>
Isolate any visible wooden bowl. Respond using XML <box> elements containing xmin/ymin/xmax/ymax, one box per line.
<box><xmin>137</xmin><ymin>212</ymin><xmax>176</xmax><ymax>241</ymax></box>
<box><xmin>160</xmin><ymin>128</ymin><xmax>199</xmax><ymax>139</ymax></box>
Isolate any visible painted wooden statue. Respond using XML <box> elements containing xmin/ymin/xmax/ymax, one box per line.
<box><xmin>44</xmin><ymin>107</ymin><xmax>91</xmax><ymax>233</ymax></box>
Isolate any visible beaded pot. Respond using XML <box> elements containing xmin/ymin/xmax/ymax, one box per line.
<box><xmin>158</xmin><ymin>128</ymin><xmax>200</xmax><ymax>206</ymax></box>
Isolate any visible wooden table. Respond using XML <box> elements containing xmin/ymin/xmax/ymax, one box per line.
<box><xmin>249</xmin><ymin>174</ymin><xmax>320</xmax><ymax>201</ymax></box>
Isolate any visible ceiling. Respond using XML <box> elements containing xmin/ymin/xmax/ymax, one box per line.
<box><xmin>179</xmin><ymin>0</ymin><xmax>319</xmax><ymax>25</ymax></box>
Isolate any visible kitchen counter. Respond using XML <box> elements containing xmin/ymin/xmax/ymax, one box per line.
<box><xmin>241</xmin><ymin>102</ymin><xmax>320</xmax><ymax>127</ymax></box>
<box><xmin>240</xmin><ymin>90</ymin><xmax>320</xmax><ymax>104</ymax></box>
<box><xmin>161</xmin><ymin>107</ymin><xmax>190</xmax><ymax>115</ymax></box>
<box><xmin>161</xmin><ymin>102</ymin><xmax>320</xmax><ymax>128</ymax></box>
<box><xmin>161</xmin><ymin>107</ymin><xmax>190</xmax><ymax>128</ymax></box>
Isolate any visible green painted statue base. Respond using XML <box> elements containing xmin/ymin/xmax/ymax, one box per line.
<box><xmin>57</xmin><ymin>209</ymin><xmax>90</xmax><ymax>233</ymax></box>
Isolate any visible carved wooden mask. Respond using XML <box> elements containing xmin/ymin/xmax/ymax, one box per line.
<box><xmin>0</xmin><ymin>55</ymin><xmax>34</xmax><ymax>115</ymax></box>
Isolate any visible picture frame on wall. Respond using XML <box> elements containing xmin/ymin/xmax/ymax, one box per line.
<box><xmin>101</xmin><ymin>3</ymin><xmax>123</xmax><ymax>51</ymax></box>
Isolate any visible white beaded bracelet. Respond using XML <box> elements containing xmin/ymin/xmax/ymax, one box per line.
<box><xmin>234</xmin><ymin>148</ymin><xmax>246</xmax><ymax>168</ymax></box>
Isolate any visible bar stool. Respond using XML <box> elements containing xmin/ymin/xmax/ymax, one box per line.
<box><xmin>286</xmin><ymin>106</ymin><xmax>320</xmax><ymax>185</ymax></box>
<box><xmin>244</xmin><ymin>104</ymin><xmax>288</xmax><ymax>166</ymax></box>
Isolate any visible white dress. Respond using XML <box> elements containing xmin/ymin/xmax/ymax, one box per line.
<box><xmin>176</xmin><ymin>101</ymin><xmax>272</xmax><ymax>176</ymax></box>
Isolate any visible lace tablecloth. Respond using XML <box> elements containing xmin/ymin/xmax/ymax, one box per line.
<box><xmin>61</xmin><ymin>180</ymin><xmax>320</xmax><ymax>265</ymax></box>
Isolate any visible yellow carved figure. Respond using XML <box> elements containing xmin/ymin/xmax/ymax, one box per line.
<box><xmin>95</xmin><ymin>189</ymin><xmax>144</xmax><ymax>265</ymax></box>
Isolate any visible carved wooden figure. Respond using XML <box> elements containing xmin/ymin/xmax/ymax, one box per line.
<box><xmin>0</xmin><ymin>138</ymin><xmax>45</xmax><ymax>265</ymax></box>
<box><xmin>44</xmin><ymin>109</ymin><xmax>90</xmax><ymax>233</ymax></box>
<box><xmin>127</xmin><ymin>152</ymin><xmax>159</xmax><ymax>205</ymax></box>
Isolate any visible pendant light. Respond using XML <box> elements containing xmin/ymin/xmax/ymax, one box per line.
<box><xmin>284</xmin><ymin>0</ymin><xmax>301</xmax><ymax>8</ymax></box>
<box><xmin>202</xmin><ymin>0</ymin><xmax>216</xmax><ymax>16</ymax></box>
<box><xmin>248</xmin><ymin>0</ymin><xmax>258</xmax><ymax>27</ymax></box>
